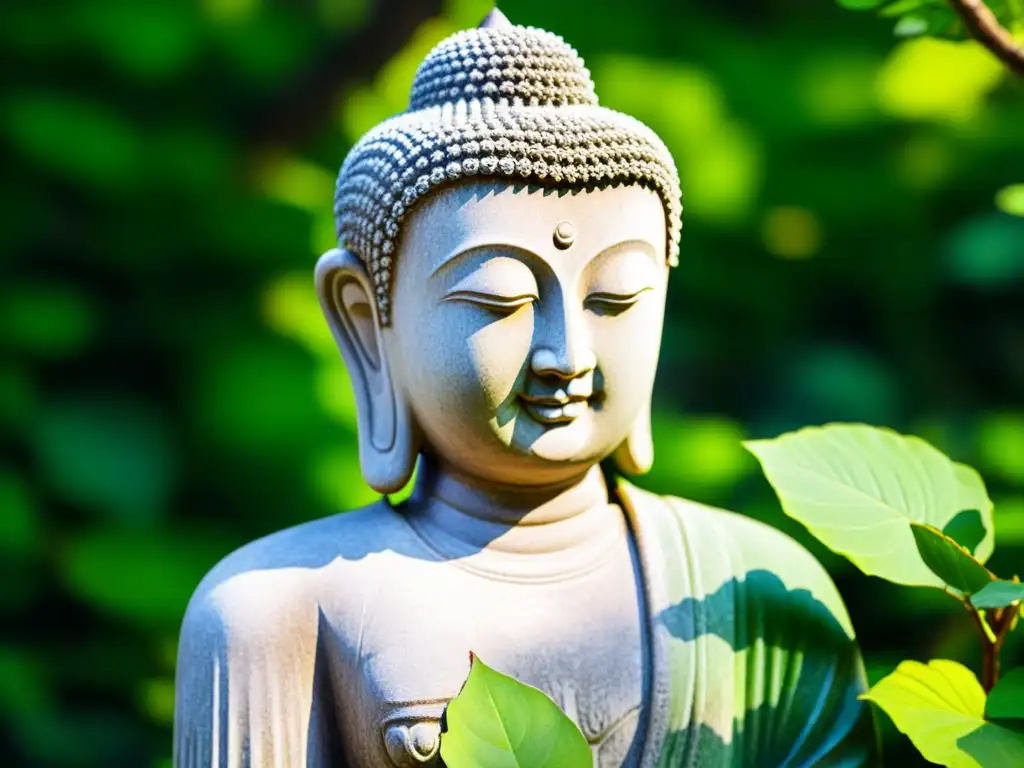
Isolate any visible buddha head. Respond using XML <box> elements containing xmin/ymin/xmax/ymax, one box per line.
<box><xmin>316</xmin><ymin>11</ymin><xmax>682</xmax><ymax>494</ymax></box>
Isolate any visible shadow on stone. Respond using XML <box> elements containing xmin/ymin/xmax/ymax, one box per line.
<box><xmin>653</xmin><ymin>569</ymin><xmax>880</xmax><ymax>765</ymax></box>
<box><xmin>657</xmin><ymin>568</ymin><xmax>850</xmax><ymax>655</ymax></box>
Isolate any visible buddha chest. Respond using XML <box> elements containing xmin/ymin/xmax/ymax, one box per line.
<box><xmin>319</xmin><ymin>509</ymin><xmax>648</xmax><ymax>768</ymax></box>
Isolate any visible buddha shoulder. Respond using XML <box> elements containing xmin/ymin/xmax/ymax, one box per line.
<box><xmin>624</xmin><ymin>483</ymin><xmax>855</xmax><ymax>636</ymax></box>
<box><xmin>177</xmin><ymin>499</ymin><xmax>412</xmax><ymax>646</ymax></box>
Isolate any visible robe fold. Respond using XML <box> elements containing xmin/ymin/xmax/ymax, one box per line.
<box><xmin>173</xmin><ymin>479</ymin><xmax>879</xmax><ymax>767</ymax></box>
<box><xmin>617</xmin><ymin>482</ymin><xmax>878</xmax><ymax>767</ymax></box>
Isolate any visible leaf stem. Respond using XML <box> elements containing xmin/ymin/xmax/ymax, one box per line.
<box><xmin>946</xmin><ymin>0</ymin><xmax>1024</xmax><ymax>76</ymax></box>
<box><xmin>983</xmin><ymin>634</ymin><xmax>1000</xmax><ymax>692</ymax></box>
<box><xmin>966</xmin><ymin>600</ymin><xmax>1021</xmax><ymax>691</ymax></box>
<box><xmin>965</xmin><ymin>602</ymin><xmax>998</xmax><ymax>690</ymax></box>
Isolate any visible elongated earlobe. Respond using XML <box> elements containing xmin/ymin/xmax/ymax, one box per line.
<box><xmin>315</xmin><ymin>248</ymin><xmax>419</xmax><ymax>494</ymax></box>
<box><xmin>613</xmin><ymin>398</ymin><xmax>654</xmax><ymax>476</ymax></box>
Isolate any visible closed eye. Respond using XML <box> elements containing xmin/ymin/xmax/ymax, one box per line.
<box><xmin>584</xmin><ymin>288</ymin><xmax>652</xmax><ymax>315</ymax></box>
<box><xmin>442</xmin><ymin>291</ymin><xmax>537</xmax><ymax>314</ymax></box>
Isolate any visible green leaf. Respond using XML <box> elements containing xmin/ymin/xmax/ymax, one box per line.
<box><xmin>880</xmin><ymin>0</ymin><xmax>942</xmax><ymax>17</ymax></box>
<box><xmin>194</xmin><ymin>339</ymin><xmax>323</xmax><ymax>457</ymax></box>
<box><xmin>440</xmin><ymin>654</ymin><xmax>592</xmax><ymax>768</ymax></box>
<box><xmin>74</xmin><ymin>0</ymin><xmax>199</xmax><ymax>80</ymax></box>
<box><xmin>893</xmin><ymin>7</ymin><xmax>965</xmax><ymax>39</ymax></box>
<box><xmin>0</xmin><ymin>646</ymin><xmax>51</xmax><ymax>720</ymax></box>
<box><xmin>644</xmin><ymin>413</ymin><xmax>751</xmax><ymax>496</ymax></box>
<box><xmin>978</xmin><ymin>412</ymin><xmax>1024</xmax><ymax>483</ymax></box>
<box><xmin>945</xmin><ymin>214</ymin><xmax>1024</xmax><ymax>287</ymax></box>
<box><xmin>744</xmin><ymin>424</ymin><xmax>994</xmax><ymax>587</ymax></box>
<box><xmin>993</xmin><ymin>0</ymin><xmax>1024</xmax><ymax>27</ymax></box>
<box><xmin>996</xmin><ymin>184</ymin><xmax>1024</xmax><ymax>217</ymax></box>
<box><xmin>894</xmin><ymin>14</ymin><xmax>938</xmax><ymax>37</ymax></box>
<box><xmin>943</xmin><ymin>509</ymin><xmax>987</xmax><ymax>554</ymax></box>
<box><xmin>838</xmin><ymin>0</ymin><xmax>887</xmax><ymax>9</ymax></box>
<box><xmin>987</xmin><ymin>668</ymin><xmax>1024</xmax><ymax>721</ymax></box>
<box><xmin>862</xmin><ymin>659</ymin><xmax>1024</xmax><ymax>767</ymax></box>
<box><xmin>0</xmin><ymin>282</ymin><xmax>96</xmax><ymax>358</ymax></box>
<box><xmin>60</xmin><ymin>529</ymin><xmax>232</xmax><ymax>626</ymax></box>
<box><xmin>1</xmin><ymin>93</ymin><xmax>140</xmax><ymax>189</ymax></box>
<box><xmin>971</xmin><ymin>580</ymin><xmax>1024</xmax><ymax>610</ymax></box>
<box><xmin>910</xmin><ymin>523</ymin><xmax>994</xmax><ymax>594</ymax></box>
<box><xmin>0</xmin><ymin>363</ymin><xmax>34</xmax><ymax>432</ymax></box>
<box><xmin>33</xmin><ymin>397</ymin><xmax>175</xmax><ymax>525</ymax></box>
<box><xmin>0</xmin><ymin>470</ymin><xmax>40</xmax><ymax>556</ymax></box>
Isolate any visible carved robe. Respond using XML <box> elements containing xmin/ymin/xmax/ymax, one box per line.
<box><xmin>621</xmin><ymin>483</ymin><xmax>878</xmax><ymax>765</ymax></box>
<box><xmin>173</xmin><ymin>478</ymin><xmax>879</xmax><ymax>767</ymax></box>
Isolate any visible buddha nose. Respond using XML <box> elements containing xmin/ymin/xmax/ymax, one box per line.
<box><xmin>530</xmin><ymin>315</ymin><xmax>596</xmax><ymax>381</ymax></box>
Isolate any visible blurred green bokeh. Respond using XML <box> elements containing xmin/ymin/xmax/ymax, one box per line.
<box><xmin>1</xmin><ymin>0</ymin><xmax>1023</xmax><ymax>765</ymax></box>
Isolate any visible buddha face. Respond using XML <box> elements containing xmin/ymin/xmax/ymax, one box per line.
<box><xmin>395</xmin><ymin>181</ymin><xmax>669</xmax><ymax>486</ymax></box>
<box><xmin>317</xmin><ymin>181</ymin><xmax>669</xmax><ymax>490</ymax></box>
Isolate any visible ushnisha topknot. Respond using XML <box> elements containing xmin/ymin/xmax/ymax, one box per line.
<box><xmin>333</xmin><ymin>9</ymin><xmax>682</xmax><ymax>324</ymax></box>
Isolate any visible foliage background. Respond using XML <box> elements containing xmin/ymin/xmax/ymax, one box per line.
<box><xmin>1</xmin><ymin>0</ymin><xmax>1023</xmax><ymax>765</ymax></box>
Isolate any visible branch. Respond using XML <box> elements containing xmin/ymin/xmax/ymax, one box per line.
<box><xmin>947</xmin><ymin>0</ymin><xmax>1024</xmax><ymax>76</ymax></box>
<box><xmin>247</xmin><ymin>0</ymin><xmax>444</xmax><ymax>153</ymax></box>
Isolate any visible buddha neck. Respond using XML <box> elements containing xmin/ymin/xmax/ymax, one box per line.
<box><xmin>401</xmin><ymin>457</ymin><xmax>627</xmax><ymax>564</ymax></box>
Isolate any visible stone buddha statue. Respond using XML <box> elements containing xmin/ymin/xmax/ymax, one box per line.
<box><xmin>173</xmin><ymin>11</ymin><xmax>879</xmax><ymax>768</ymax></box>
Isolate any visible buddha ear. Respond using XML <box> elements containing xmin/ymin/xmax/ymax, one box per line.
<box><xmin>315</xmin><ymin>248</ymin><xmax>419</xmax><ymax>494</ymax></box>
<box><xmin>612</xmin><ymin>396</ymin><xmax>655</xmax><ymax>476</ymax></box>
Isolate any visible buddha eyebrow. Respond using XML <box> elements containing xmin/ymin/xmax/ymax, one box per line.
<box><xmin>429</xmin><ymin>242</ymin><xmax>538</xmax><ymax>277</ymax></box>
<box><xmin>593</xmin><ymin>239</ymin><xmax>660</xmax><ymax>263</ymax></box>
<box><xmin>429</xmin><ymin>237</ymin><xmax>660</xmax><ymax>277</ymax></box>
